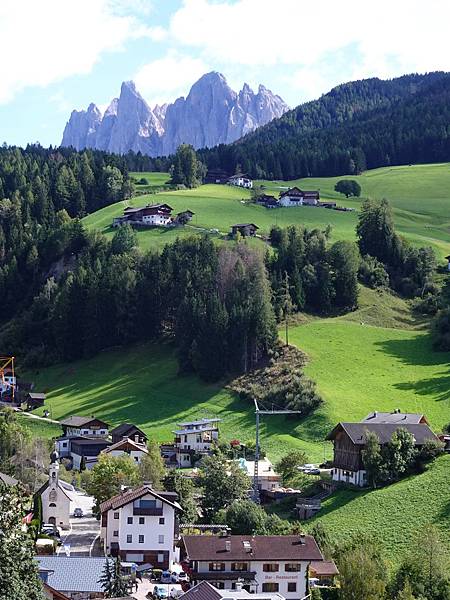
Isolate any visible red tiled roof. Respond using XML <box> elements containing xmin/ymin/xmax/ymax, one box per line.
<box><xmin>183</xmin><ymin>535</ymin><xmax>323</xmax><ymax>561</ymax></box>
<box><xmin>309</xmin><ymin>560</ymin><xmax>339</xmax><ymax>576</ymax></box>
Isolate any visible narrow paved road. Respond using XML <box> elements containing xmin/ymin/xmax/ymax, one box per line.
<box><xmin>58</xmin><ymin>489</ymin><xmax>102</xmax><ymax>557</ymax></box>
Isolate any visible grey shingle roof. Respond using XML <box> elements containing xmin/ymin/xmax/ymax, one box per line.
<box><xmin>327</xmin><ymin>422</ymin><xmax>438</xmax><ymax>445</ymax></box>
<box><xmin>59</xmin><ymin>416</ymin><xmax>109</xmax><ymax>428</ymax></box>
<box><xmin>37</xmin><ymin>557</ymin><xmax>112</xmax><ymax>593</ymax></box>
<box><xmin>362</xmin><ymin>411</ymin><xmax>427</xmax><ymax>424</ymax></box>
<box><xmin>110</xmin><ymin>422</ymin><xmax>148</xmax><ymax>439</ymax></box>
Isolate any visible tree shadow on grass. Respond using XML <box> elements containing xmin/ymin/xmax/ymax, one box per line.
<box><xmin>374</xmin><ymin>333</ymin><xmax>450</xmax><ymax>402</ymax></box>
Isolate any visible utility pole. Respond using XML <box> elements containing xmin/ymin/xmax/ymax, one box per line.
<box><xmin>252</xmin><ymin>399</ymin><xmax>301</xmax><ymax>503</ymax></box>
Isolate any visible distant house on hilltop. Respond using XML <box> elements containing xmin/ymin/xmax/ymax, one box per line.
<box><xmin>279</xmin><ymin>187</ymin><xmax>320</xmax><ymax>206</ymax></box>
<box><xmin>228</xmin><ymin>174</ymin><xmax>253</xmax><ymax>189</ymax></box>
<box><xmin>230</xmin><ymin>223</ymin><xmax>259</xmax><ymax>237</ymax></box>
<box><xmin>327</xmin><ymin>412</ymin><xmax>438</xmax><ymax>487</ymax></box>
<box><xmin>255</xmin><ymin>194</ymin><xmax>279</xmax><ymax>208</ymax></box>
<box><xmin>113</xmin><ymin>203</ymin><xmax>174</xmax><ymax>228</ymax></box>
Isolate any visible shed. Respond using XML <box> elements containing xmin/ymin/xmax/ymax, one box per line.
<box><xmin>230</xmin><ymin>223</ymin><xmax>259</xmax><ymax>237</ymax></box>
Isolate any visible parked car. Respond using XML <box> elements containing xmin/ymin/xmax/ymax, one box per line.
<box><xmin>73</xmin><ymin>507</ymin><xmax>84</xmax><ymax>518</ymax></box>
<box><xmin>160</xmin><ymin>571</ymin><xmax>172</xmax><ymax>584</ymax></box>
<box><xmin>171</xmin><ymin>571</ymin><xmax>189</xmax><ymax>583</ymax></box>
<box><xmin>304</xmin><ymin>468</ymin><xmax>321</xmax><ymax>476</ymax></box>
<box><xmin>154</xmin><ymin>586</ymin><xmax>169</xmax><ymax>599</ymax></box>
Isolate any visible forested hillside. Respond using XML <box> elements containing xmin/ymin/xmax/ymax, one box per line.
<box><xmin>198</xmin><ymin>72</ymin><xmax>450</xmax><ymax>179</ymax></box>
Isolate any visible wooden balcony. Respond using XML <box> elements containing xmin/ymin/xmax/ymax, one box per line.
<box><xmin>133</xmin><ymin>506</ymin><xmax>163</xmax><ymax>516</ymax></box>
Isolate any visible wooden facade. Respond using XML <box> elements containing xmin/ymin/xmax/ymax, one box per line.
<box><xmin>332</xmin><ymin>430</ymin><xmax>364</xmax><ymax>471</ymax></box>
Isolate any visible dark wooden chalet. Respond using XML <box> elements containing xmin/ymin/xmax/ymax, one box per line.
<box><xmin>111</xmin><ymin>422</ymin><xmax>148</xmax><ymax>445</ymax></box>
<box><xmin>205</xmin><ymin>169</ymin><xmax>229</xmax><ymax>184</ymax></box>
<box><xmin>327</xmin><ymin>419</ymin><xmax>438</xmax><ymax>486</ymax></box>
<box><xmin>230</xmin><ymin>223</ymin><xmax>259</xmax><ymax>237</ymax></box>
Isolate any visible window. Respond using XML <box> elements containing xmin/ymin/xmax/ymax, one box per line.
<box><xmin>159</xmin><ymin>517</ymin><xmax>165</xmax><ymax>525</ymax></box>
<box><xmin>287</xmin><ymin>583</ymin><xmax>297</xmax><ymax>593</ymax></box>
<box><xmin>113</xmin><ymin>530</ymin><xmax>118</xmax><ymax>537</ymax></box>
<box><xmin>114</xmin><ymin>512</ymin><xmax>119</xmax><ymax>519</ymax></box>
<box><xmin>49</xmin><ymin>503</ymin><xmax>56</xmax><ymax>507</ymax></box>
<box><xmin>127</xmin><ymin>517</ymin><xmax>133</xmax><ymax>525</ymax></box>
<box><xmin>62</xmin><ymin>442</ymin><xmax>67</xmax><ymax>447</ymax></box>
<box><xmin>134</xmin><ymin>457</ymin><xmax>139</xmax><ymax>462</ymax></box>
<box><xmin>127</xmin><ymin>534</ymin><xmax>132</xmax><ymax>543</ymax></box>
<box><xmin>139</xmin><ymin>517</ymin><xmax>145</xmax><ymax>525</ymax></box>
<box><xmin>139</xmin><ymin>535</ymin><xmax>144</xmax><ymax>544</ymax></box>
<box><xmin>262</xmin><ymin>583</ymin><xmax>279</xmax><ymax>593</ymax></box>
<box><xmin>285</xmin><ymin>564</ymin><xmax>301</xmax><ymax>572</ymax></box>
<box><xmin>157</xmin><ymin>553</ymin><xmax>164</xmax><ymax>563</ymax></box>
<box><xmin>263</xmin><ymin>564</ymin><xmax>279</xmax><ymax>572</ymax></box>
<box><xmin>158</xmin><ymin>535</ymin><xmax>164</xmax><ymax>544</ymax></box>
<box><xmin>209</xmin><ymin>563</ymin><xmax>225</xmax><ymax>572</ymax></box>
<box><xmin>231</xmin><ymin>563</ymin><xmax>248</xmax><ymax>572</ymax></box>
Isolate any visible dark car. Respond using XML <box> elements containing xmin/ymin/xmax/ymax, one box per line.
<box><xmin>73</xmin><ymin>507</ymin><xmax>84</xmax><ymax>518</ymax></box>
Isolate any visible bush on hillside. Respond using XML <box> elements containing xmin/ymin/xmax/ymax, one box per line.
<box><xmin>359</xmin><ymin>255</ymin><xmax>389</xmax><ymax>288</ymax></box>
<box><xmin>432</xmin><ymin>307</ymin><xmax>450</xmax><ymax>350</ymax></box>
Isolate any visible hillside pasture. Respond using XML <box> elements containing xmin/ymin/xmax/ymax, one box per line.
<box><xmin>84</xmin><ymin>163</ymin><xmax>450</xmax><ymax>257</ymax></box>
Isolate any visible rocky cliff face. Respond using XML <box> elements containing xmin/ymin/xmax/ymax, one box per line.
<box><xmin>61</xmin><ymin>72</ymin><xmax>288</xmax><ymax>156</ymax></box>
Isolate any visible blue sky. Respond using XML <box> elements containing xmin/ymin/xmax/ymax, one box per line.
<box><xmin>1</xmin><ymin>0</ymin><xmax>449</xmax><ymax>147</ymax></box>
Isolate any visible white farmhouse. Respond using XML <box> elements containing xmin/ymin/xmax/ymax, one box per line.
<box><xmin>228</xmin><ymin>174</ymin><xmax>253</xmax><ymax>189</ymax></box>
<box><xmin>278</xmin><ymin>187</ymin><xmax>320</xmax><ymax>207</ymax></box>
<box><xmin>173</xmin><ymin>418</ymin><xmax>220</xmax><ymax>468</ymax></box>
<box><xmin>100</xmin><ymin>484</ymin><xmax>181</xmax><ymax>568</ymax></box>
<box><xmin>182</xmin><ymin>534</ymin><xmax>329</xmax><ymax>600</ymax></box>
<box><xmin>38</xmin><ymin>449</ymin><xmax>71</xmax><ymax>530</ymax></box>
<box><xmin>236</xmin><ymin>458</ymin><xmax>281</xmax><ymax>493</ymax></box>
<box><xmin>102</xmin><ymin>437</ymin><xmax>149</xmax><ymax>465</ymax></box>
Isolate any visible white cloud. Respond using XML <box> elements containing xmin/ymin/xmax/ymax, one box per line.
<box><xmin>0</xmin><ymin>0</ymin><xmax>153</xmax><ymax>104</ymax></box>
<box><xmin>169</xmin><ymin>0</ymin><xmax>450</xmax><ymax>98</ymax></box>
<box><xmin>134</xmin><ymin>52</ymin><xmax>209</xmax><ymax>105</ymax></box>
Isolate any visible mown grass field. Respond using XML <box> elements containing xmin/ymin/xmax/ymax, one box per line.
<box><xmin>16</xmin><ymin>414</ymin><xmax>60</xmax><ymax>439</ymax></box>
<box><xmin>130</xmin><ymin>171</ymin><xmax>171</xmax><ymax>191</ymax></box>
<box><xmin>84</xmin><ymin>163</ymin><xmax>450</xmax><ymax>258</ymax></box>
<box><xmin>306</xmin><ymin>454</ymin><xmax>450</xmax><ymax>568</ymax></box>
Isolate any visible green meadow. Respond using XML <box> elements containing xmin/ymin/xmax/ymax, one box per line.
<box><xmin>83</xmin><ymin>163</ymin><xmax>450</xmax><ymax>258</ymax></box>
<box><xmin>34</xmin><ymin>164</ymin><xmax>450</xmax><ymax>563</ymax></box>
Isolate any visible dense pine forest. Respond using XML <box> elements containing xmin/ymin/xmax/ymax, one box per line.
<box><xmin>198</xmin><ymin>72</ymin><xmax>450</xmax><ymax>179</ymax></box>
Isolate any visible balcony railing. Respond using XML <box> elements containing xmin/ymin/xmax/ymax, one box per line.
<box><xmin>133</xmin><ymin>506</ymin><xmax>163</xmax><ymax>516</ymax></box>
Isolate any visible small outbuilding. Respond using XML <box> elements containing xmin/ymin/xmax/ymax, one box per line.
<box><xmin>230</xmin><ymin>223</ymin><xmax>259</xmax><ymax>237</ymax></box>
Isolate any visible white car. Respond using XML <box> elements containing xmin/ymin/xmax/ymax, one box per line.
<box><xmin>171</xmin><ymin>571</ymin><xmax>188</xmax><ymax>583</ymax></box>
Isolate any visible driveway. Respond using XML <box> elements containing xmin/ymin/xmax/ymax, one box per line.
<box><xmin>58</xmin><ymin>489</ymin><xmax>101</xmax><ymax>557</ymax></box>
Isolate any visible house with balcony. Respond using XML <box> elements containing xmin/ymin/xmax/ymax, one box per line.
<box><xmin>278</xmin><ymin>188</ymin><xmax>320</xmax><ymax>207</ymax></box>
<box><xmin>55</xmin><ymin>416</ymin><xmax>110</xmax><ymax>470</ymax></box>
<box><xmin>228</xmin><ymin>174</ymin><xmax>253</xmax><ymax>189</ymax></box>
<box><xmin>181</xmin><ymin>534</ymin><xmax>330</xmax><ymax>599</ymax></box>
<box><xmin>100</xmin><ymin>484</ymin><xmax>181</xmax><ymax>568</ymax></box>
<box><xmin>113</xmin><ymin>203</ymin><xmax>174</xmax><ymax>228</ymax></box>
<box><xmin>102</xmin><ymin>437</ymin><xmax>149</xmax><ymax>465</ymax></box>
<box><xmin>327</xmin><ymin>412</ymin><xmax>438</xmax><ymax>487</ymax></box>
<box><xmin>173</xmin><ymin>418</ymin><xmax>221</xmax><ymax>468</ymax></box>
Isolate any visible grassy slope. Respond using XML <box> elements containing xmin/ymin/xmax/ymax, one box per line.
<box><xmin>26</xmin><ymin>342</ymin><xmax>314</xmax><ymax>462</ymax></box>
<box><xmin>306</xmin><ymin>454</ymin><xmax>450</xmax><ymax>568</ymax></box>
<box><xmin>85</xmin><ymin>163</ymin><xmax>450</xmax><ymax>257</ymax></box>
<box><xmin>16</xmin><ymin>414</ymin><xmax>60</xmax><ymax>439</ymax></box>
<box><xmin>257</xmin><ymin>162</ymin><xmax>450</xmax><ymax>257</ymax></box>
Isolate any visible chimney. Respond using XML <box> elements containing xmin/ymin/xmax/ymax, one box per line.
<box><xmin>225</xmin><ymin>540</ymin><xmax>231</xmax><ymax>552</ymax></box>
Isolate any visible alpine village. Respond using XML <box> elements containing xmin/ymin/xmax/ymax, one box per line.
<box><xmin>1</xmin><ymin>5</ymin><xmax>450</xmax><ymax>600</ymax></box>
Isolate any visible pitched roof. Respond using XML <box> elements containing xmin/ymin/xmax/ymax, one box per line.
<box><xmin>279</xmin><ymin>187</ymin><xmax>319</xmax><ymax>198</ymax></box>
<box><xmin>59</xmin><ymin>416</ymin><xmax>109</xmax><ymax>428</ymax></box>
<box><xmin>362</xmin><ymin>411</ymin><xmax>428</xmax><ymax>425</ymax></box>
<box><xmin>327</xmin><ymin>422</ymin><xmax>438</xmax><ymax>445</ymax></box>
<box><xmin>100</xmin><ymin>484</ymin><xmax>180</xmax><ymax>514</ymax></box>
<box><xmin>37</xmin><ymin>557</ymin><xmax>112</xmax><ymax>593</ymax></box>
<box><xmin>110</xmin><ymin>422</ymin><xmax>148</xmax><ymax>439</ymax></box>
<box><xmin>181</xmin><ymin>581</ymin><xmax>222</xmax><ymax>600</ymax></box>
<box><xmin>231</xmin><ymin>223</ymin><xmax>259</xmax><ymax>229</ymax></box>
<box><xmin>27</xmin><ymin>392</ymin><xmax>46</xmax><ymax>400</ymax></box>
<box><xmin>103</xmin><ymin>438</ymin><xmax>148</xmax><ymax>454</ymax></box>
<box><xmin>43</xmin><ymin>583</ymin><xmax>71</xmax><ymax>600</ymax></box>
<box><xmin>36</xmin><ymin>478</ymin><xmax>72</xmax><ymax>501</ymax></box>
<box><xmin>309</xmin><ymin>560</ymin><xmax>339</xmax><ymax>576</ymax></box>
<box><xmin>182</xmin><ymin>535</ymin><xmax>323</xmax><ymax>561</ymax></box>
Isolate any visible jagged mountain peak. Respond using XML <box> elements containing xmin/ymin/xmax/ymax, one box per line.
<box><xmin>61</xmin><ymin>73</ymin><xmax>289</xmax><ymax>156</ymax></box>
